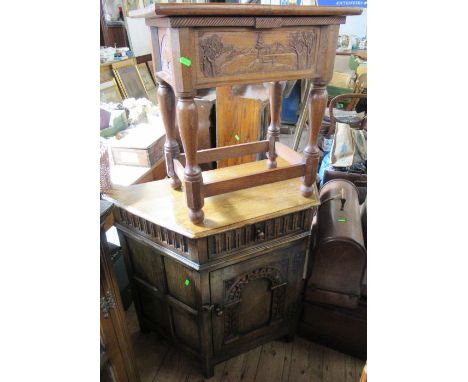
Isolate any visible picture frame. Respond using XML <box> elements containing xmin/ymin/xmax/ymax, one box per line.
<box><xmin>147</xmin><ymin>60</ymin><xmax>156</xmax><ymax>83</ymax></box>
<box><xmin>112</xmin><ymin>59</ymin><xmax>149</xmax><ymax>100</ymax></box>
<box><xmin>100</xmin><ymin>78</ymin><xmax>124</xmax><ymax>104</ymax></box>
<box><xmin>137</xmin><ymin>63</ymin><xmax>156</xmax><ymax>91</ymax></box>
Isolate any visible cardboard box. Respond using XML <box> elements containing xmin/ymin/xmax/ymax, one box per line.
<box><xmin>109</xmin><ymin>122</ymin><xmax>165</xmax><ymax>167</ymax></box>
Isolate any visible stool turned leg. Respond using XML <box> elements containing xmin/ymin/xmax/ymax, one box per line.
<box><xmin>301</xmin><ymin>80</ymin><xmax>327</xmax><ymax>197</ymax></box>
<box><xmin>157</xmin><ymin>78</ymin><xmax>181</xmax><ymax>190</ymax></box>
<box><xmin>267</xmin><ymin>81</ymin><xmax>282</xmax><ymax>169</ymax></box>
<box><xmin>176</xmin><ymin>95</ymin><xmax>204</xmax><ymax>224</ymax></box>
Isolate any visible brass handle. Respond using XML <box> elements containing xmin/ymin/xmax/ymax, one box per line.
<box><xmin>202</xmin><ymin>303</ymin><xmax>223</xmax><ymax>316</ymax></box>
<box><xmin>214</xmin><ymin>304</ymin><xmax>224</xmax><ymax>316</ymax></box>
<box><xmin>256</xmin><ymin>229</ymin><xmax>265</xmax><ymax>240</ymax></box>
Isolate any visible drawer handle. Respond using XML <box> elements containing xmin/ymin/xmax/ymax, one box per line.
<box><xmin>214</xmin><ymin>304</ymin><xmax>224</xmax><ymax>316</ymax></box>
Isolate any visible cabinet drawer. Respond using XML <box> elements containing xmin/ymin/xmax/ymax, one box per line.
<box><xmin>205</xmin><ymin>209</ymin><xmax>312</xmax><ymax>260</ymax></box>
<box><xmin>209</xmin><ymin>237</ymin><xmax>308</xmax><ymax>356</ymax></box>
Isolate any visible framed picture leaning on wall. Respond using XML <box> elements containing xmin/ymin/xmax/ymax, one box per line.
<box><xmin>112</xmin><ymin>59</ymin><xmax>148</xmax><ymax>99</ymax></box>
<box><xmin>100</xmin><ymin>79</ymin><xmax>124</xmax><ymax>104</ymax></box>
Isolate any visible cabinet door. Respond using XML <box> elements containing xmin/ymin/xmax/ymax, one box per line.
<box><xmin>210</xmin><ymin>238</ymin><xmax>307</xmax><ymax>355</ymax></box>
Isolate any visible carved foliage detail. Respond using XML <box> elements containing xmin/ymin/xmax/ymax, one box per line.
<box><xmin>198</xmin><ymin>30</ymin><xmax>317</xmax><ymax>78</ymax></box>
<box><xmin>288</xmin><ymin>31</ymin><xmax>317</xmax><ymax>69</ymax></box>
<box><xmin>199</xmin><ymin>34</ymin><xmax>233</xmax><ymax>77</ymax></box>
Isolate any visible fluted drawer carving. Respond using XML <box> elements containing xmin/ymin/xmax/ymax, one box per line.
<box><xmin>115</xmin><ymin>207</ymin><xmax>189</xmax><ymax>254</ymax></box>
<box><xmin>206</xmin><ymin>210</ymin><xmax>311</xmax><ymax>259</ymax></box>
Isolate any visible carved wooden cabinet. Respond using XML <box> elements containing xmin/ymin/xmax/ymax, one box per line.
<box><xmin>104</xmin><ymin>159</ymin><xmax>320</xmax><ymax>377</ymax></box>
<box><xmin>130</xmin><ymin>4</ymin><xmax>361</xmax><ymax>223</ymax></box>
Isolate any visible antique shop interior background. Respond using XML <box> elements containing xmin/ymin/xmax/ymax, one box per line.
<box><xmin>100</xmin><ymin>1</ymin><xmax>368</xmax><ymax>381</ymax></box>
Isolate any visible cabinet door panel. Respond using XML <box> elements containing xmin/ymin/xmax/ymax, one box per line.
<box><xmin>210</xmin><ymin>239</ymin><xmax>307</xmax><ymax>355</ymax></box>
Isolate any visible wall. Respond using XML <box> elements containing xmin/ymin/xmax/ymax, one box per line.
<box><xmin>125</xmin><ymin>17</ymin><xmax>152</xmax><ymax>56</ymax></box>
<box><xmin>339</xmin><ymin>8</ymin><xmax>367</xmax><ymax>38</ymax></box>
<box><xmin>124</xmin><ymin>0</ymin><xmax>152</xmax><ymax>56</ymax></box>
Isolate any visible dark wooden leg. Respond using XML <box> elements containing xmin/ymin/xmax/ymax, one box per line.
<box><xmin>301</xmin><ymin>81</ymin><xmax>327</xmax><ymax>197</ymax></box>
<box><xmin>267</xmin><ymin>81</ymin><xmax>282</xmax><ymax>169</ymax></box>
<box><xmin>157</xmin><ymin>78</ymin><xmax>181</xmax><ymax>190</ymax></box>
<box><xmin>176</xmin><ymin>95</ymin><xmax>204</xmax><ymax>224</ymax></box>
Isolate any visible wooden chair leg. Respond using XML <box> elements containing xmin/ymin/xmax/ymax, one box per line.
<box><xmin>266</xmin><ymin>81</ymin><xmax>282</xmax><ymax>169</ymax></box>
<box><xmin>301</xmin><ymin>80</ymin><xmax>327</xmax><ymax>197</ymax></box>
<box><xmin>176</xmin><ymin>95</ymin><xmax>204</xmax><ymax>224</ymax></box>
<box><xmin>157</xmin><ymin>78</ymin><xmax>181</xmax><ymax>189</ymax></box>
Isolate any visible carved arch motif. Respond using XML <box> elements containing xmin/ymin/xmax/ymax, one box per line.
<box><xmin>222</xmin><ymin>260</ymin><xmax>289</xmax><ymax>343</ymax></box>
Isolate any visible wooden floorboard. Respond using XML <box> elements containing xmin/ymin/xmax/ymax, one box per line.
<box><xmin>254</xmin><ymin>340</ymin><xmax>288</xmax><ymax>381</ymax></box>
<box><xmin>238</xmin><ymin>345</ymin><xmax>262</xmax><ymax>381</ymax></box>
<box><xmin>124</xmin><ymin>304</ymin><xmax>365</xmax><ymax>382</ymax></box>
<box><xmin>280</xmin><ymin>341</ymin><xmax>294</xmax><ymax>382</ymax></box>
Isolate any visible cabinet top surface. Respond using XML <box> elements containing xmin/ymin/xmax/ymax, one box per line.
<box><xmin>104</xmin><ymin>158</ymin><xmax>319</xmax><ymax>239</ymax></box>
<box><xmin>130</xmin><ymin>4</ymin><xmax>362</xmax><ymax>19</ymax></box>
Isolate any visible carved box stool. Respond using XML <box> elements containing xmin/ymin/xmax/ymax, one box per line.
<box><xmin>131</xmin><ymin>4</ymin><xmax>362</xmax><ymax>223</ymax></box>
<box><xmin>104</xmin><ymin>159</ymin><xmax>320</xmax><ymax>377</ymax></box>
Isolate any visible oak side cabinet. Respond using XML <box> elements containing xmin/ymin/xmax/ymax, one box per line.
<box><xmin>105</xmin><ymin>159</ymin><xmax>320</xmax><ymax>377</ymax></box>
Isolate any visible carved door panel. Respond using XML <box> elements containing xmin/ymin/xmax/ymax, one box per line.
<box><xmin>209</xmin><ymin>239</ymin><xmax>307</xmax><ymax>355</ymax></box>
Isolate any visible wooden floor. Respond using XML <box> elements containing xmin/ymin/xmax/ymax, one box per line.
<box><xmin>126</xmin><ymin>304</ymin><xmax>365</xmax><ymax>382</ymax></box>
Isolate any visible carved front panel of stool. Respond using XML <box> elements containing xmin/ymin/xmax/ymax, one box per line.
<box><xmin>195</xmin><ymin>27</ymin><xmax>321</xmax><ymax>87</ymax></box>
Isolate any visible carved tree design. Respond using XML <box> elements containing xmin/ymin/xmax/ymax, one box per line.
<box><xmin>199</xmin><ymin>35</ymin><xmax>231</xmax><ymax>77</ymax></box>
<box><xmin>289</xmin><ymin>31</ymin><xmax>316</xmax><ymax>69</ymax></box>
<box><xmin>255</xmin><ymin>33</ymin><xmax>266</xmax><ymax>59</ymax></box>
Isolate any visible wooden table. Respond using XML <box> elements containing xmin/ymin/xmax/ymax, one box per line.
<box><xmin>131</xmin><ymin>3</ymin><xmax>362</xmax><ymax>224</ymax></box>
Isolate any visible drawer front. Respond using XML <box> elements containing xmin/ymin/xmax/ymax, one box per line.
<box><xmin>205</xmin><ymin>209</ymin><xmax>312</xmax><ymax>260</ymax></box>
<box><xmin>209</xmin><ymin>237</ymin><xmax>308</xmax><ymax>356</ymax></box>
<box><xmin>195</xmin><ymin>27</ymin><xmax>321</xmax><ymax>87</ymax></box>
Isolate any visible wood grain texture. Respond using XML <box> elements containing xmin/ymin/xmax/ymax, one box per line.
<box><xmin>126</xmin><ymin>302</ymin><xmax>366</xmax><ymax>382</ymax></box>
<box><xmin>157</xmin><ymin>78</ymin><xmax>181</xmax><ymax>189</ymax></box>
<box><xmin>266</xmin><ymin>81</ymin><xmax>282</xmax><ymax>169</ymax></box>
<box><xmin>203</xmin><ymin>163</ymin><xmax>306</xmax><ymax>198</ymax></box>
<box><xmin>216</xmin><ymin>86</ymin><xmax>265</xmax><ymax>168</ymax></box>
<box><xmin>255</xmin><ymin>341</ymin><xmax>287</xmax><ymax>381</ymax></box>
<box><xmin>275</xmin><ymin>142</ymin><xmax>303</xmax><ymax>165</ymax></box>
<box><xmin>104</xmin><ymin>158</ymin><xmax>319</xmax><ymax>239</ymax></box>
<box><xmin>132</xmin><ymin>4</ymin><xmax>362</xmax><ymax>18</ymax></box>
<box><xmin>301</xmin><ymin>81</ymin><xmax>328</xmax><ymax>197</ymax></box>
<box><xmin>177</xmin><ymin>95</ymin><xmax>204</xmax><ymax>223</ymax></box>
<box><xmin>323</xmin><ymin>347</ymin><xmax>346</xmax><ymax>382</ymax></box>
<box><xmin>179</xmin><ymin>141</ymin><xmax>269</xmax><ymax>165</ymax></box>
<box><xmin>147</xmin><ymin>16</ymin><xmax>347</xmax><ymax>29</ymax></box>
